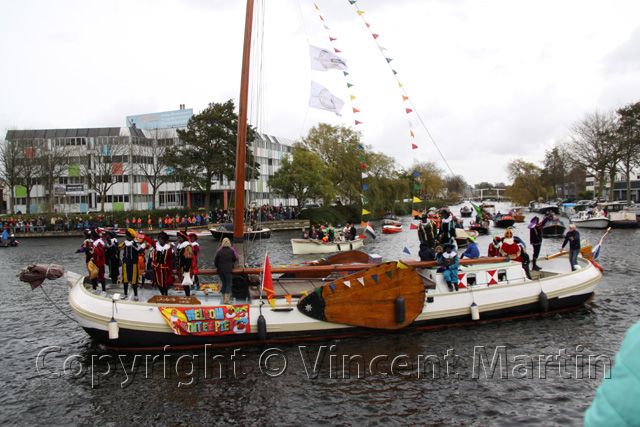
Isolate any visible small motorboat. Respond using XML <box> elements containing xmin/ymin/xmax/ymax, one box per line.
<box><xmin>469</xmin><ymin>220</ymin><xmax>490</xmax><ymax>235</ymax></box>
<box><xmin>542</xmin><ymin>219</ymin><xmax>566</xmax><ymax>237</ymax></box>
<box><xmin>460</xmin><ymin>206</ymin><xmax>473</xmax><ymax>218</ymax></box>
<box><xmin>571</xmin><ymin>210</ymin><xmax>609</xmax><ymax>229</ymax></box>
<box><xmin>382</xmin><ymin>223</ymin><xmax>403</xmax><ymax>234</ymax></box>
<box><xmin>510</xmin><ymin>208</ymin><xmax>525</xmax><ymax>222</ymax></box>
<box><xmin>381</xmin><ymin>213</ymin><xmax>401</xmax><ymax>225</ymax></box>
<box><xmin>291</xmin><ymin>237</ymin><xmax>365</xmax><ymax>255</ymax></box>
<box><xmin>493</xmin><ymin>213</ymin><xmax>516</xmax><ymax>228</ymax></box>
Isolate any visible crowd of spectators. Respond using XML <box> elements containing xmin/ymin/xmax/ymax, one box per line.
<box><xmin>1</xmin><ymin>204</ymin><xmax>303</xmax><ymax>234</ymax></box>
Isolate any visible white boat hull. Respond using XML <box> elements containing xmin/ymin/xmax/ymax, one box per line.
<box><xmin>65</xmin><ymin>254</ymin><xmax>601</xmax><ymax>350</ymax></box>
<box><xmin>290</xmin><ymin>238</ymin><xmax>365</xmax><ymax>255</ymax></box>
<box><xmin>572</xmin><ymin>218</ymin><xmax>609</xmax><ymax>229</ymax></box>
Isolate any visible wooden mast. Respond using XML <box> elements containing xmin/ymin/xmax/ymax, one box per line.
<box><xmin>233</xmin><ymin>0</ymin><xmax>255</xmax><ymax>266</ymax></box>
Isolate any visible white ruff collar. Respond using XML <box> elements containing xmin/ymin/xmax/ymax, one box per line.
<box><xmin>93</xmin><ymin>238</ymin><xmax>103</xmax><ymax>247</ymax></box>
<box><xmin>177</xmin><ymin>241</ymin><xmax>190</xmax><ymax>250</ymax></box>
<box><xmin>156</xmin><ymin>242</ymin><xmax>171</xmax><ymax>252</ymax></box>
<box><xmin>442</xmin><ymin>251</ymin><xmax>456</xmax><ymax>259</ymax></box>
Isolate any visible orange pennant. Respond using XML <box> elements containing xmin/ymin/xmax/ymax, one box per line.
<box><xmin>410</xmin><ymin>130</ymin><xmax>415</xmax><ymax>137</ymax></box>
<box><xmin>412</xmin><ymin>210</ymin><xmax>421</xmax><ymax>217</ymax></box>
<box><xmin>353</xmin><ymin>108</ymin><xmax>360</xmax><ymax>113</ymax></box>
<box><xmin>402</xmin><ymin>95</ymin><xmax>409</xmax><ymax>101</ymax></box>
<box><xmin>361</xmin><ymin>221</ymin><xmax>367</xmax><ymax>228</ymax></box>
<box><xmin>285</xmin><ymin>295</ymin><xmax>292</xmax><ymax>304</ymax></box>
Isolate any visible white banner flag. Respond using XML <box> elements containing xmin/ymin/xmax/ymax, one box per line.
<box><xmin>309</xmin><ymin>45</ymin><xmax>348</xmax><ymax>71</ymax></box>
<box><xmin>309</xmin><ymin>81</ymin><xmax>345</xmax><ymax>116</ymax></box>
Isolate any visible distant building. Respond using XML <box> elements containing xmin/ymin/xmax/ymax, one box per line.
<box><xmin>4</xmin><ymin>113</ymin><xmax>296</xmax><ymax>214</ymax></box>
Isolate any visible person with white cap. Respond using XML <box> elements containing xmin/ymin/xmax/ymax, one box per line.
<box><xmin>561</xmin><ymin>224</ymin><xmax>581</xmax><ymax>271</ymax></box>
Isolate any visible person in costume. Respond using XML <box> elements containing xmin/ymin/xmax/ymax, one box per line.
<box><xmin>175</xmin><ymin>231</ymin><xmax>194</xmax><ymax>296</ymax></box>
<box><xmin>214</xmin><ymin>237</ymin><xmax>238</xmax><ymax>304</ymax></box>
<box><xmin>76</xmin><ymin>229</ymin><xmax>94</xmax><ymax>266</ymax></box>
<box><xmin>438</xmin><ymin>210</ymin><xmax>456</xmax><ymax>246</ymax></box>
<box><xmin>500</xmin><ymin>228</ymin><xmax>521</xmax><ymax>261</ymax></box>
<box><xmin>119</xmin><ymin>228</ymin><xmax>144</xmax><ymax>300</ymax></box>
<box><xmin>513</xmin><ymin>235</ymin><xmax>532</xmax><ymax>279</ymax></box>
<box><xmin>528</xmin><ymin>216</ymin><xmax>548</xmax><ymax>271</ymax></box>
<box><xmin>103</xmin><ymin>230</ymin><xmax>120</xmax><ymax>285</ymax></box>
<box><xmin>460</xmin><ymin>236</ymin><xmax>479</xmax><ymax>259</ymax></box>
<box><xmin>189</xmin><ymin>233</ymin><xmax>200</xmax><ymax>288</ymax></box>
<box><xmin>418</xmin><ymin>213</ymin><xmax>437</xmax><ymax>249</ymax></box>
<box><xmin>488</xmin><ymin>235</ymin><xmax>502</xmax><ymax>257</ymax></box>
<box><xmin>89</xmin><ymin>229</ymin><xmax>107</xmax><ymax>294</ymax></box>
<box><xmin>436</xmin><ymin>242</ymin><xmax>459</xmax><ymax>292</ymax></box>
<box><xmin>142</xmin><ymin>231</ymin><xmax>174</xmax><ymax>296</ymax></box>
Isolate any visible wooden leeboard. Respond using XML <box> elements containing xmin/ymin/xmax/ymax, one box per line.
<box><xmin>147</xmin><ymin>295</ymin><xmax>202</xmax><ymax>305</ymax></box>
<box><xmin>321</xmin><ymin>261</ymin><xmax>425</xmax><ymax>330</ymax></box>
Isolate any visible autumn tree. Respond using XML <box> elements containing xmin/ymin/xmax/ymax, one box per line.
<box><xmin>504</xmin><ymin>159</ymin><xmax>543</xmax><ymax>205</ymax></box>
<box><xmin>300</xmin><ymin>124</ymin><xmax>361</xmax><ymax>204</ymax></box>
<box><xmin>268</xmin><ymin>144</ymin><xmax>333</xmax><ymax>207</ymax></box>
<box><xmin>135</xmin><ymin>128</ymin><xmax>175</xmax><ymax>210</ymax></box>
<box><xmin>567</xmin><ymin>110</ymin><xmax>618</xmax><ymax>200</ymax></box>
<box><xmin>165</xmin><ymin>100</ymin><xmax>259</xmax><ymax>210</ymax></box>
<box><xmin>412</xmin><ymin>161</ymin><xmax>445</xmax><ymax>201</ymax></box>
<box><xmin>79</xmin><ymin>136</ymin><xmax>131</xmax><ymax>212</ymax></box>
<box><xmin>541</xmin><ymin>144</ymin><xmax>570</xmax><ymax>198</ymax></box>
<box><xmin>615</xmin><ymin>101</ymin><xmax>640</xmax><ymax>204</ymax></box>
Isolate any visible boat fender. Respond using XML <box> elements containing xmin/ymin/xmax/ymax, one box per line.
<box><xmin>395</xmin><ymin>294</ymin><xmax>406</xmax><ymax>323</ymax></box>
<box><xmin>257</xmin><ymin>314</ymin><xmax>267</xmax><ymax>341</ymax></box>
<box><xmin>337</xmin><ymin>244</ymin><xmax>341</xmax><ymax>251</ymax></box>
<box><xmin>539</xmin><ymin>291</ymin><xmax>549</xmax><ymax>313</ymax></box>
<box><xmin>470</xmin><ymin>302</ymin><xmax>480</xmax><ymax>321</ymax></box>
<box><xmin>108</xmin><ymin>317</ymin><xmax>119</xmax><ymax>340</ymax></box>
<box><xmin>349</xmin><ymin>243</ymin><xmax>353</xmax><ymax>251</ymax></box>
<box><xmin>589</xmin><ymin>259</ymin><xmax>604</xmax><ymax>273</ymax></box>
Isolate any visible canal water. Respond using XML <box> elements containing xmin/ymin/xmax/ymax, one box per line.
<box><xmin>1</xmin><ymin>202</ymin><xmax>638</xmax><ymax>426</ymax></box>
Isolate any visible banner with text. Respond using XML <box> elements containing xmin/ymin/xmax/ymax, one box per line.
<box><xmin>159</xmin><ymin>305</ymin><xmax>250</xmax><ymax>336</ymax></box>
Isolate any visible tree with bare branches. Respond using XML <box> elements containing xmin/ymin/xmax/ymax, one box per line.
<box><xmin>615</xmin><ymin>101</ymin><xmax>640</xmax><ymax>203</ymax></box>
<box><xmin>135</xmin><ymin>128</ymin><xmax>174</xmax><ymax>210</ymax></box>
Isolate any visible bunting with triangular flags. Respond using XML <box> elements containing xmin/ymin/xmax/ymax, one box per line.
<box><xmin>357</xmin><ymin>277</ymin><xmax>365</xmax><ymax>286</ymax></box>
<box><xmin>410</xmin><ymin>223</ymin><xmax>419</xmax><ymax>230</ymax></box>
<box><xmin>385</xmin><ymin>271</ymin><xmax>393</xmax><ymax>279</ymax></box>
<box><xmin>413</xmin><ymin>196</ymin><xmax>422</xmax><ymax>203</ymax></box>
<box><xmin>371</xmin><ymin>274</ymin><xmax>378</xmax><ymax>284</ymax></box>
<box><xmin>403</xmin><ymin>247</ymin><xmax>411</xmax><ymax>254</ymax></box>
<box><xmin>411</xmin><ymin>210</ymin><xmax>421</xmax><ymax>216</ymax></box>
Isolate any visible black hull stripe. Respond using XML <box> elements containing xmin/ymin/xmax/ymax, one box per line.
<box><xmin>88</xmin><ymin>292</ymin><xmax>594</xmax><ymax>351</ymax></box>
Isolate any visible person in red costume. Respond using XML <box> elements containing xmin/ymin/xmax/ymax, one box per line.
<box><xmin>142</xmin><ymin>231</ymin><xmax>174</xmax><ymax>296</ymax></box>
<box><xmin>499</xmin><ymin>228</ymin><xmax>521</xmax><ymax>261</ymax></box>
<box><xmin>189</xmin><ymin>233</ymin><xmax>200</xmax><ymax>288</ymax></box>
<box><xmin>90</xmin><ymin>229</ymin><xmax>107</xmax><ymax>294</ymax></box>
<box><xmin>487</xmin><ymin>235</ymin><xmax>502</xmax><ymax>257</ymax></box>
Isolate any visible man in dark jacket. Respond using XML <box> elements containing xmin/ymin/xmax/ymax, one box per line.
<box><xmin>561</xmin><ymin>224</ymin><xmax>581</xmax><ymax>271</ymax></box>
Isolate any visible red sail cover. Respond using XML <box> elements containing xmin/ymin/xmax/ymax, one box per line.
<box><xmin>159</xmin><ymin>305</ymin><xmax>250</xmax><ymax>336</ymax></box>
<box><xmin>263</xmin><ymin>254</ymin><xmax>275</xmax><ymax>300</ymax></box>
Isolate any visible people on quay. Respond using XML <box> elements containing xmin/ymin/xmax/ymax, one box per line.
<box><xmin>528</xmin><ymin>216</ymin><xmax>548</xmax><ymax>271</ymax></box>
<box><xmin>460</xmin><ymin>236</ymin><xmax>479</xmax><ymax>259</ymax></box>
<box><xmin>561</xmin><ymin>224</ymin><xmax>581</xmax><ymax>271</ymax></box>
<box><xmin>189</xmin><ymin>233</ymin><xmax>200</xmax><ymax>288</ymax></box>
<box><xmin>175</xmin><ymin>231</ymin><xmax>194</xmax><ymax>296</ymax></box>
<box><xmin>90</xmin><ymin>229</ymin><xmax>107</xmax><ymax>294</ymax></box>
<box><xmin>120</xmin><ymin>229</ymin><xmax>145</xmax><ymax>301</ymax></box>
<box><xmin>436</xmin><ymin>243</ymin><xmax>460</xmax><ymax>292</ymax></box>
<box><xmin>418</xmin><ymin>242</ymin><xmax>436</xmax><ymax>261</ymax></box>
<box><xmin>488</xmin><ymin>235</ymin><xmax>502</xmax><ymax>257</ymax></box>
<box><xmin>500</xmin><ymin>228</ymin><xmax>521</xmax><ymax>261</ymax></box>
<box><xmin>1</xmin><ymin>228</ymin><xmax>8</xmax><ymax>246</ymax></box>
<box><xmin>142</xmin><ymin>231</ymin><xmax>174</xmax><ymax>296</ymax></box>
<box><xmin>103</xmin><ymin>230</ymin><xmax>120</xmax><ymax>285</ymax></box>
<box><xmin>214</xmin><ymin>237</ymin><xmax>238</xmax><ymax>305</ymax></box>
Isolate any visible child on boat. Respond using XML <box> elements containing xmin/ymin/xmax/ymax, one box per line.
<box><xmin>436</xmin><ymin>243</ymin><xmax>459</xmax><ymax>292</ymax></box>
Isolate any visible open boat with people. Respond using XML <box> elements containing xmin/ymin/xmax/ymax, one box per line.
<box><xmin>459</xmin><ymin>206</ymin><xmax>472</xmax><ymax>218</ymax></box>
<box><xmin>27</xmin><ymin>0</ymin><xmax>603</xmax><ymax>350</ymax></box>
<box><xmin>492</xmin><ymin>213</ymin><xmax>516</xmax><ymax>228</ymax></box>
<box><xmin>542</xmin><ymin>218</ymin><xmax>566</xmax><ymax>237</ymax></box>
<box><xmin>571</xmin><ymin>210</ymin><xmax>609</xmax><ymax>229</ymax></box>
<box><xmin>209</xmin><ymin>223</ymin><xmax>271</xmax><ymax>240</ymax></box>
<box><xmin>290</xmin><ymin>236</ymin><xmax>365</xmax><ymax>255</ymax></box>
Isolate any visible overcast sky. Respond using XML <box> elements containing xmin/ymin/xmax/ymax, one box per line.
<box><xmin>2</xmin><ymin>0</ymin><xmax>640</xmax><ymax>186</ymax></box>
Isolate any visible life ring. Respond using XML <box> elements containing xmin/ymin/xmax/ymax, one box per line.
<box><xmin>589</xmin><ymin>259</ymin><xmax>604</xmax><ymax>272</ymax></box>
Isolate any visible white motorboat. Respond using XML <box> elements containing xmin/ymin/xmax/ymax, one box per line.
<box><xmin>291</xmin><ymin>237</ymin><xmax>365</xmax><ymax>255</ymax></box>
<box><xmin>598</xmin><ymin>201</ymin><xmax>638</xmax><ymax>228</ymax></box>
<box><xmin>571</xmin><ymin>210</ymin><xmax>609</xmax><ymax>229</ymax></box>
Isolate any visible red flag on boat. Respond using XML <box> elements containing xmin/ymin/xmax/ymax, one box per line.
<box><xmin>262</xmin><ymin>254</ymin><xmax>275</xmax><ymax>301</ymax></box>
<box><xmin>410</xmin><ymin>223</ymin><xmax>418</xmax><ymax>230</ymax></box>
